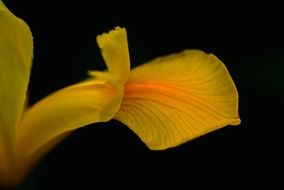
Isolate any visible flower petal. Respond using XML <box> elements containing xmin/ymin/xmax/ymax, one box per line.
<box><xmin>115</xmin><ymin>50</ymin><xmax>240</xmax><ymax>150</ymax></box>
<box><xmin>14</xmin><ymin>72</ymin><xmax>123</xmax><ymax>181</ymax></box>
<box><xmin>0</xmin><ymin>2</ymin><xmax>33</xmax><ymax>184</ymax></box>
<box><xmin>96</xmin><ymin>27</ymin><xmax>130</xmax><ymax>83</ymax></box>
<box><xmin>0</xmin><ymin>1</ymin><xmax>33</xmax><ymax>139</ymax></box>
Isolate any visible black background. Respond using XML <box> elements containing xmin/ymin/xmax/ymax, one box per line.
<box><xmin>2</xmin><ymin>0</ymin><xmax>284</xmax><ymax>189</ymax></box>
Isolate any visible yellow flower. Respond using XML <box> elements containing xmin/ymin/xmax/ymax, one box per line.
<box><xmin>0</xmin><ymin>1</ymin><xmax>240</xmax><ymax>187</ymax></box>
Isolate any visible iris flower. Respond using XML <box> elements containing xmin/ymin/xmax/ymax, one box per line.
<box><xmin>0</xmin><ymin>1</ymin><xmax>240</xmax><ymax>187</ymax></box>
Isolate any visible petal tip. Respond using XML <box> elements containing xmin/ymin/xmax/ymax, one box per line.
<box><xmin>231</xmin><ymin>117</ymin><xmax>241</xmax><ymax>126</ymax></box>
<box><xmin>95</xmin><ymin>26</ymin><xmax>130</xmax><ymax>83</ymax></box>
<box><xmin>96</xmin><ymin>26</ymin><xmax>126</xmax><ymax>48</ymax></box>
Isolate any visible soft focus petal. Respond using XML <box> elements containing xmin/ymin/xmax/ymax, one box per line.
<box><xmin>96</xmin><ymin>27</ymin><xmax>130</xmax><ymax>83</ymax></box>
<box><xmin>12</xmin><ymin>72</ymin><xmax>123</xmax><ymax>184</ymax></box>
<box><xmin>115</xmin><ymin>50</ymin><xmax>240</xmax><ymax>150</ymax></box>
<box><xmin>0</xmin><ymin>1</ymin><xmax>33</xmax><ymax>133</ymax></box>
<box><xmin>0</xmin><ymin>1</ymin><xmax>33</xmax><ymax>183</ymax></box>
